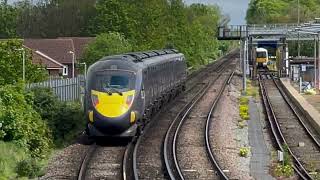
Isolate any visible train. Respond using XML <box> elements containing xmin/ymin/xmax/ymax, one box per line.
<box><xmin>84</xmin><ymin>49</ymin><xmax>187</xmax><ymax>137</ymax></box>
<box><xmin>256</xmin><ymin>47</ymin><xmax>269</xmax><ymax>68</ymax></box>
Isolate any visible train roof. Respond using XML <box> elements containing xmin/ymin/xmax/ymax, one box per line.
<box><xmin>256</xmin><ymin>47</ymin><xmax>268</xmax><ymax>52</ymax></box>
<box><xmin>98</xmin><ymin>49</ymin><xmax>184</xmax><ymax>68</ymax></box>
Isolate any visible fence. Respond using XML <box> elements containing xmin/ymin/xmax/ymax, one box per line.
<box><xmin>26</xmin><ymin>76</ymin><xmax>85</xmax><ymax>102</ymax></box>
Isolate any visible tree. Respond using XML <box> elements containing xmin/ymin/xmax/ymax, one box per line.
<box><xmin>82</xmin><ymin>32</ymin><xmax>133</xmax><ymax>65</ymax></box>
<box><xmin>0</xmin><ymin>0</ymin><xmax>18</xmax><ymax>38</ymax></box>
<box><xmin>0</xmin><ymin>39</ymin><xmax>47</xmax><ymax>85</ymax></box>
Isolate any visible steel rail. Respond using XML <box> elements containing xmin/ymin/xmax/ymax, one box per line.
<box><xmin>77</xmin><ymin>144</ymin><xmax>98</xmax><ymax>180</ymax></box>
<box><xmin>164</xmin><ymin>59</ymin><xmax>234</xmax><ymax>180</ymax></box>
<box><xmin>258</xmin><ymin>75</ymin><xmax>311</xmax><ymax>180</ymax></box>
<box><xmin>131</xmin><ymin>52</ymin><xmax>238</xmax><ymax>180</ymax></box>
<box><xmin>272</xmin><ymin>78</ymin><xmax>320</xmax><ymax>149</ymax></box>
<box><xmin>205</xmin><ymin>71</ymin><xmax>234</xmax><ymax>180</ymax></box>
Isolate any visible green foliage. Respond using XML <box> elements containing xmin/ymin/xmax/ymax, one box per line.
<box><xmin>273</xmin><ymin>144</ymin><xmax>294</xmax><ymax>177</ymax></box>
<box><xmin>16</xmin><ymin>159</ymin><xmax>41</xmax><ymax>178</ymax></box>
<box><xmin>0</xmin><ymin>1</ymin><xmax>18</xmax><ymax>38</ymax></box>
<box><xmin>0</xmin><ymin>39</ymin><xmax>48</xmax><ymax>85</ymax></box>
<box><xmin>240</xmin><ymin>97</ymin><xmax>249</xmax><ymax>105</ymax></box>
<box><xmin>85</xmin><ymin>1</ymin><xmax>231</xmax><ymax>68</ymax></box>
<box><xmin>83</xmin><ymin>32</ymin><xmax>133</xmax><ymax>66</ymax></box>
<box><xmin>30</xmin><ymin>87</ymin><xmax>85</xmax><ymax>147</ymax></box>
<box><xmin>0</xmin><ymin>84</ymin><xmax>52</xmax><ymax>158</ymax></box>
<box><xmin>0</xmin><ymin>141</ymin><xmax>27</xmax><ymax>179</ymax></box>
<box><xmin>246</xmin><ymin>0</ymin><xmax>320</xmax><ymax>24</ymax></box>
<box><xmin>239</xmin><ymin>147</ymin><xmax>250</xmax><ymax>157</ymax></box>
<box><xmin>274</xmin><ymin>164</ymin><xmax>294</xmax><ymax>177</ymax></box>
<box><xmin>239</xmin><ymin>100</ymin><xmax>250</xmax><ymax>121</ymax></box>
<box><xmin>2</xmin><ymin>0</ymin><xmax>232</xmax><ymax>69</ymax></box>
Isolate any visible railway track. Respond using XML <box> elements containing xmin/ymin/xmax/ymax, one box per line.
<box><xmin>163</xmin><ymin>66</ymin><xmax>234</xmax><ymax>179</ymax></box>
<box><xmin>73</xmin><ymin>52</ymin><xmax>239</xmax><ymax>180</ymax></box>
<box><xmin>77</xmin><ymin>140</ymin><xmax>129</xmax><ymax>180</ymax></box>
<box><xmin>128</xmin><ymin>52</ymin><xmax>238</xmax><ymax>179</ymax></box>
<box><xmin>259</xmin><ymin>73</ymin><xmax>320</xmax><ymax>180</ymax></box>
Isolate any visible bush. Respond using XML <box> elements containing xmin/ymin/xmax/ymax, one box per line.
<box><xmin>274</xmin><ymin>164</ymin><xmax>294</xmax><ymax>177</ymax></box>
<box><xmin>0</xmin><ymin>141</ymin><xmax>27</xmax><ymax>179</ymax></box>
<box><xmin>16</xmin><ymin>159</ymin><xmax>41</xmax><ymax>178</ymax></box>
<box><xmin>239</xmin><ymin>147</ymin><xmax>250</xmax><ymax>157</ymax></box>
<box><xmin>0</xmin><ymin>84</ymin><xmax>52</xmax><ymax>158</ymax></box>
<box><xmin>30</xmin><ymin>87</ymin><xmax>85</xmax><ymax>147</ymax></box>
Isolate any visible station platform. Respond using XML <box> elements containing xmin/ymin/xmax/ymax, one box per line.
<box><xmin>280</xmin><ymin>78</ymin><xmax>320</xmax><ymax>134</ymax></box>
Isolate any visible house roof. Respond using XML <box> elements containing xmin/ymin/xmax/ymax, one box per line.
<box><xmin>59</xmin><ymin>37</ymin><xmax>94</xmax><ymax>59</ymax></box>
<box><xmin>23</xmin><ymin>37</ymin><xmax>94</xmax><ymax>66</ymax></box>
<box><xmin>24</xmin><ymin>39</ymin><xmax>74</xmax><ymax>64</ymax></box>
<box><xmin>34</xmin><ymin>51</ymin><xmax>65</xmax><ymax>69</ymax></box>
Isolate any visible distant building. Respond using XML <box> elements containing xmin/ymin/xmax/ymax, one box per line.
<box><xmin>23</xmin><ymin>37</ymin><xmax>94</xmax><ymax>77</ymax></box>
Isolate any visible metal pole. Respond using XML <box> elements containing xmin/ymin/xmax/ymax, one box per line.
<box><xmin>315</xmin><ymin>35</ymin><xmax>317</xmax><ymax>88</ymax></box>
<box><xmin>298</xmin><ymin>33</ymin><xmax>301</xmax><ymax>58</ymax></box>
<box><xmin>22</xmin><ymin>49</ymin><xmax>25</xmax><ymax>82</ymax></box>
<box><xmin>84</xmin><ymin>63</ymin><xmax>87</xmax><ymax>79</ymax></box>
<box><xmin>318</xmin><ymin>34</ymin><xmax>320</xmax><ymax>90</ymax></box>
<box><xmin>72</xmin><ymin>53</ymin><xmax>75</xmax><ymax>78</ymax></box>
<box><xmin>243</xmin><ymin>39</ymin><xmax>247</xmax><ymax>94</ymax></box>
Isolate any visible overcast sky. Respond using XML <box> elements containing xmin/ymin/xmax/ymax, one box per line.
<box><xmin>185</xmin><ymin>0</ymin><xmax>249</xmax><ymax>24</ymax></box>
<box><xmin>7</xmin><ymin>0</ymin><xmax>249</xmax><ymax>24</ymax></box>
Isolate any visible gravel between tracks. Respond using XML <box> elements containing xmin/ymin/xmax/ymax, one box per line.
<box><xmin>85</xmin><ymin>146</ymin><xmax>126</xmax><ymax>180</ymax></box>
<box><xmin>136</xmin><ymin>84</ymin><xmax>205</xmax><ymax>179</ymax></box>
<box><xmin>210</xmin><ymin>74</ymin><xmax>253</xmax><ymax>180</ymax></box>
<box><xmin>40</xmin><ymin>143</ymin><xmax>90</xmax><ymax>180</ymax></box>
<box><xmin>176</xmin><ymin>75</ymin><xmax>229</xmax><ymax>179</ymax></box>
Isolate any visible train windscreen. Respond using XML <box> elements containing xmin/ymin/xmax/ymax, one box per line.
<box><xmin>256</xmin><ymin>52</ymin><xmax>267</xmax><ymax>58</ymax></box>
<box><xmin>93</xmin><ymin>71</ymin><xmax>136</xmax><ymax>93</ymax></box>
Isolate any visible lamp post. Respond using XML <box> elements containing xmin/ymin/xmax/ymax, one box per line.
<box><xmin>16</xmin><ymin>48</ymin><xmax>26</xmax><ymax>82</ymax></box>
<box><xmin>79</xmin><ymin>62</ymin><xmax>87</xmax><ymax>79</ymax></box>
<box><xmin>68</xmin><ymin>51</ymin><xmax>75</xmax><ymax>78</ymax></box>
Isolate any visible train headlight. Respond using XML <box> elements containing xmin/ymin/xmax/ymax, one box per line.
<box><xmin>126</xmin><ymin>95</ymin><xmax>134</xmax><ymax>107</ymax></box>
<box><xmin>88</xmin><ymin>110</ymin><xmax>94</xmax><ymax>123</ymax></box>
<box><xmin>91</xmin><ymin>94</ymin><xmax>99</xmax><ymax>107</ymax></box>
<box><xmin>130</xmin><ymin>111</ymin><xmax>136</xmax><ymax>124</ymax></box>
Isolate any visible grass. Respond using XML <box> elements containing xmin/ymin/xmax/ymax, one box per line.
<box><xmin>0</xmin><ymin>141</ymin><xmax>27</xmax><ymax>180</ymax></box>
<box><xmin>245</xmin><ymin>79</ymin><xmax>259</xmax><ymax>98</ymax></box>
<box><xmin>0</xmin><ymin>141</ymin><xmax>49</xmax><ymax>179</ymax></box>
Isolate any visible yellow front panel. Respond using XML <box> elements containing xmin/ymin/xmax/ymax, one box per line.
<box><xmin>257</xmin><ymin>58</ymin><xmax>267</xmax><ymax>63</ymax></box>
<box><xmin>92</xmin><ymin>90</ymin><xmax>135</xmax><ymax>118</ymax></box>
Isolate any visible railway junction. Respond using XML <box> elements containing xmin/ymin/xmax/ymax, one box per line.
<box><xmin>40</xmin><ymin>21</ymin><xmax>320</xmax><ymax>180</ymax></box>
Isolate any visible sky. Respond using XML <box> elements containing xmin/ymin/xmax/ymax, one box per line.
<box><xmin>7</xmin><ymin>0</ymin><xmax>249</xmax><ymax>24</ymax></box>
<box><xmin>185</xmin><ymin>0</ymin><xmax>250</xmax><ymax>25</ymax></box>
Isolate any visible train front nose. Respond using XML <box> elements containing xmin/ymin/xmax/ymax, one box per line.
<box><xmin>88</xmin><ymin>90</ymin><xmax>136</xmax><ymax>135</ymax></box>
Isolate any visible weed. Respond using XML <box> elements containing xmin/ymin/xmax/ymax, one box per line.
<box><xmin>238</xmin><ymin>121</ymin><xmax>245</xmax><ymax>129</ymax></box>
<box><xmin>239</xmin><ymin>147</ymin><xmax>250</xmax><ymax>157</ymax></box>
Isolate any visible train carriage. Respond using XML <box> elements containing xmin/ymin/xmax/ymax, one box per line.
<box><xmin>85</xmin><ymin>49</ymin><xmax>187</xmax><ymax>137</ymax></box>
<box><xmin>256</xmin><ymin>47</ymin><xmax>269</xmax><ymax>68</ymax></box>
